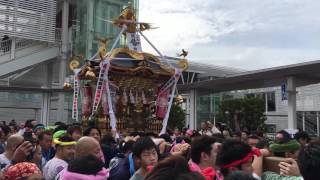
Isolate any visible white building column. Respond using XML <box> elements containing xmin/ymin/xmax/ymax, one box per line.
<box><xmin>189</xmin><ymin>89</ymin><xmax>197</xmax><ymax>130</ymax></box>
<box><xmin>265</xmin><ymin>93</ymin><xmax>268</xmax><ymax>114</ymax></box>
<box><xmin>41</xmin><ymin>92</ymin><xmax>50</xmax><ymax>126</ymax></box>
<box><xmin>57</xmin><ymin>0</ymin><xmax>69</xmax><ymax>123</ymax></box>
<box><xmin>41</xmin><ymin>63</ymin><xmax>51</xmax><ymax>125</ymax></box>
<box><xmin>317</xmin><ymin>112</ymin><xmax>319</xmax><ymax>136</ymax></box>
<box><xmin>287</xmin><ymin>77</ymin><xmax>297</xmax><ymax>129</ymax></box>
<box><xmin>10</xmin><ymin>37</ymin><xmax>15</xmax><ymax>60</ymax></box>
<box><xmin>302</xmin><ymin>112</ymin><xmax>305</xmax><ymax>131</ymax></box>
<box><xmin>86</xmin><ymin>0</ymin><xmax>94</xmax><ymax>58</ymax></box>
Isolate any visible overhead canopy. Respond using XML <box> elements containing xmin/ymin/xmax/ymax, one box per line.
<box><xmin>164</xmin><ymin>56</ymin><xmax>243</xmax><ymax>77</ymax></box>
<box><xmin>178</xmin><ymin>59</ymin><xmax>320</xmax><ymax>94</ymax></box>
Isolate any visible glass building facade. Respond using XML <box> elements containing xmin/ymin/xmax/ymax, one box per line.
<box><xmin>71</xmin><ymin>0</ymin><xmax>138</xmax><ymax>59</ymax></box>
<box><xmin>196</xmin><ymin>94</ymin><xmax>222</xmax><ymax>127</ymax></box>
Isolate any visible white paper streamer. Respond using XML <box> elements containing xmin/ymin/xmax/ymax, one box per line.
<box><xmin>123</xmin><ymin>89</ymin><xmax>128</xmax><ymax>103</ymax></box>
<box><xmin>130</xmin><ymin>90</ymin><xmax>135</xmax><ymax>104</ymax></box>
<box><xmin>135</xmin><ymin>91</ymin><xmax>138</xmax><ymax>104</ymax></box>
<box><xmin>103</xmin><ymin>59</ymin><xmax>117</xmax><ymax>130</ymax></box>
<box><xmin>142</xmin><ymin>90</ymin><xmax>147</xmax><ymax>105</ymax></box>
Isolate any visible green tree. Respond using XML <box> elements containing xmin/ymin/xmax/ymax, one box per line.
<box><xmin>168</xmin><ymin>104</ymin><xmax>186</xmax><ymax>130</ymax></box>
<box><xmin>216</xmin><ymin>97</ymin><xmax>266</xmax><ymax>131</ymax></box>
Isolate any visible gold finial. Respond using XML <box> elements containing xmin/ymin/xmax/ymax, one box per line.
<box><xmin>175</xmin><ymin>95</ymin><xmax>184</xmax><ymax>104</ymax></box>
<box><xmin>84</xmin><ymin>67</ymin><xmax>97</xmax><ymax>80</ymax></box>
<box><xmin>178</xmin><ymin>59</ymin><xmax>188</xmax><ymax>70</ymax></box>
<box><xmin>63</xmin><ymin>82</ymin><xmax>72</xmax><ymax>90</ymax></box>
<box><xmin>98</xmin><ymin>37</ymin><xmax>112</xmax><ymax>60</ymax></box>
<box><xmin>178</xmin><ymin>49</ymin><xmax>188</xmax><ymax>58</ymax></box>
<box><xmin>69</xmin><ymin>59</ymin><xmax>80</xmax><ymax>71</ymax></box>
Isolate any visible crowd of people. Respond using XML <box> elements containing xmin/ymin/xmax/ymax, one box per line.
<box><xmin>0</xmin><ymin>119</ymin><xmax>318</xmax><ymax>180</ymax></box>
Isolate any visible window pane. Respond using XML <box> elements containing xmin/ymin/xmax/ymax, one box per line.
<box><xmin>197</xmin><ymin>95</ymin><xmax>210</xmax><ymax>128</ymax></box>
<box><xmin>267</xmin><ymin>92</ymin><xmax>276</xmax><ymax>112</ymax></box>
<box><xmin>304</xmin><ymin>111</ymin><xmax>317</xmax><ymax>135</ymax></box>
<box><xmin>0</xmin><ymin>91</ymin><xmax>42</xmax><ymax>123</ymax></box>
<box><xmin>297</xmin><ymin>111</ymin><xmax>303</xmax><ymax>130</ymax></box>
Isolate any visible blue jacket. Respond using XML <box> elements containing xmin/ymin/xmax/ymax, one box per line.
<box><xmin>108</xmin><ymin>156</ymin><xmax>132</xmax><ymax>180</ymax></box>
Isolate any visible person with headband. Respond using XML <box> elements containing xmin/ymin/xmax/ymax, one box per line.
<box><xmin>43</xmin><ymin>131</ymin><xmax>76</xmax><ymax>180</ymax></box>
<box><xmin>262</xmin><ymin>136</ymin><xmax>302</xmax><ymax>180</ymax></box>
<box><xmin>217</xmin><ymin>140</ymin><xmax>263</xmax><ymax>179</ymax></box>
<box><xmin>33</xmin><ymin>124</ymin><xmax>45</xmax><ymax>136</ymax></box>
<box><xmin>189</xmin><ymin>136</ymin><xmax>222</xmax><ymax>180</ymax></box>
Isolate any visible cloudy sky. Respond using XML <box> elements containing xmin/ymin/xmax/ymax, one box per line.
<box><xmin>139</xmin><ymin>0</ymin><xmax>320</xmax><ymax>70</ymax></box>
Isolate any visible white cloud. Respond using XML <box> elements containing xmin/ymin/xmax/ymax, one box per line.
<box><xmin>139</xmin><ymin>0</ymin><xmax>320</xmax><ymax>70</ymax></box>
<box><xmin>139</xmin><ymin>0</ymin><xmax>253</xmax><ymax>55</ymax></box>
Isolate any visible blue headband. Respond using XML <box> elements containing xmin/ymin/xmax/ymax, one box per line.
<box><xmin>33</xmin><ymin>125</ymin><xmax>45</xmax><ymax>132</ymax></box>
<box><xmin>129</xmin><ymin>153</ymin><xmax>135</xmax><ymax>176</ymax></box>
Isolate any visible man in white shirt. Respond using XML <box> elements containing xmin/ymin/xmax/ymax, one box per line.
<box><xmin>43</xmin><ymin>135</ymin><xmax>76</xmax><ymax>180</ymax></box>
<box><xmin>0</xmin><ymin>134</ymin><xmax>24</xmax><ymax>171</ymax></box>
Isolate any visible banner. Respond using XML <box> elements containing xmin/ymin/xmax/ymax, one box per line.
<box><xmin>72</xmin><ymin>69</ymin><xmax>81</xmax><ymax>121</ymax></box>
<box><xmin>126</xmin><ymin>32</ymin><xmax>142</xmax><ymax>52</ymax></box>
<box><xmin>281</xmin><ymin>83</ymin><xmax>287</xmax><ymax>100</ymax></box>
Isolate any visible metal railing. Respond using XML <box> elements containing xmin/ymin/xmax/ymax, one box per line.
<box><xmin>0</xmin><ymin>29</ymin><xmax>62</xmax><ymax>60</ymax></box>
<box><xmin>16</xmin><ymin>39</ymin><xmax>42</xmax><ymax>50</ymax></box>
<box><xmin>0</xmin><ymin>39</ymin><xmax>12</xmax><ymax>56</ymax></box>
